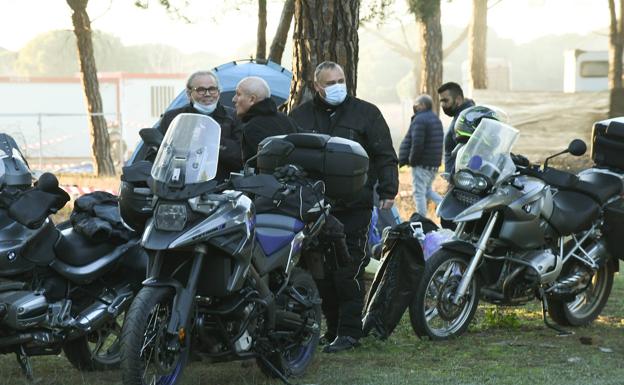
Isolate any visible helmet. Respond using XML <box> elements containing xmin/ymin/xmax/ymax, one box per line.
<box><xmin>454</xmin><ymin>106</ymin><xmax>508</xmax><ymax>144</ymax></box>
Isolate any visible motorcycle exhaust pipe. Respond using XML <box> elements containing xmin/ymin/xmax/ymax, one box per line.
<box><xmin>72</xmin><ymin>287</ymin><xmax>133</xmax><ymax>336</ymax></box>
<box><xmin>584</xmin><ymin>239</ymin><xmax>610</xmax><ymax>268</ymax></box>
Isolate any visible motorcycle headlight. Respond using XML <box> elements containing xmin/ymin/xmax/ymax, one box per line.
<box><xmin>454</xmin><ymin>171</ymin><xmax>489</xmax><ymax>193</ymax></box>
<box><xmin>155</xmin><ymin>203</ymin><xmax>187</xmax><ymax>231</ymax></box>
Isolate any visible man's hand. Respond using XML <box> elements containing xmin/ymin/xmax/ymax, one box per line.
<box><xmin>379</xmin><ymin>199</ymin><xmax>394</xmax><ymax>210</ymax></box>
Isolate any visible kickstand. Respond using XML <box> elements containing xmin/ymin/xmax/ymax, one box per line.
<box><xmin>257</xmin><ymin>355</ymin><xmax>294</xmax><ymax>385</ymax></box>
<box><xmin>539</xmin><ymin>288</ymin><xmax>573</xmax><ymax>337</ymax></box>
<box><xmin>16</xmin><ymin>345</ymin><xmax>34</xmax><ymax>381</ymax></box>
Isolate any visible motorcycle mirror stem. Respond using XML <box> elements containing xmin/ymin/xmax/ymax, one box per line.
<box><xmin>543</xmin><ymin>149</ymin><xmax>568</xmax><ymax>169</ymax></box>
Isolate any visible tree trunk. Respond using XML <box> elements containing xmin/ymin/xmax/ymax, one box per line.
<box><xmin>609</xmin><ymin>0</ymin><xmax>624</xmax><ymax>117</ymax></box>
<box><xmin>67</xmin><ymin>0</ymin><xmax>115</xmax><ymax>176</ymax></box>
<box><xmin>417</xmin><ymin>2</ymin><xmax>443</xmax><ymax>114</ymax></box>
<box><xmin>268</xmin><ymin>0</ymin><xmax>295</xmax><ymax>64</ymax></box>
<box><xmin>288</xmin><ymin>0</ymin><xmax>360</xmax><ymax>111</ymax></box>
<box><xmin>469</xmin><ymin>0</ymin><xmax>487</xmax><ymax>90</ymax></box>
<box><xmin>257</xmin><ymin>0</ymin><xmax>268</xmax><ymax>60</ymax></box>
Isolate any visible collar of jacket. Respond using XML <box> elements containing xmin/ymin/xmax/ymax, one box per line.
<box><xmin>241</xmin><ymin>98</ymin><xmax>277</xmax><ymax>123</ymax></box>
<box><xmin>454</xmin><ymin>99</ymin><xmax>475</xmax><ymax>117</ymax></box>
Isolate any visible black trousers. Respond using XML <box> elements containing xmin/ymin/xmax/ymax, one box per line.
<box><xmin>315</xmin><ymin>208</ymin><xmax>371</xmax><ymax>339</ymax></box>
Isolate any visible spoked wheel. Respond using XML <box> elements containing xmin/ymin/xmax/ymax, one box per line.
<box><xmin>409</xmin><ymin>250</ymin><xmax>480</xmax><ymax>340</ymax></box>
<box><xmin>121</xmin><ymin>287</ymin><xmax>188</xmax><ymax>385</ymax></box>
<box><xmin>548</xmin><ymin>261</ymin><xmax>615</xmax><ymax>326</ymax></box>
<box><xmin>257</xmin><ymin>268</ymin><xmax>321</xmax><ymax>378</ymax></box>
<box><xmin>64</xmin><ymin>312</ymin><xmax>125</xmax><ymax>371</ymax></box>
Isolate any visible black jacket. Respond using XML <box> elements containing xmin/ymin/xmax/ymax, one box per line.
<box><xmin>290</xmin><ymin>95</ymin><xmax>399</xmax><ymax>209</ymax></box>
<box><xmin>241</xmin><ymin>98</ymin><xmax>298</xmax><ymax>163</ymax></box>
<box><xmin>398</xmin><ymin>109</ymin><xmax>443</xmax><ymax>168</ymax></box>
<box><xmin>159</xmin><ymin>102</ymin><xmax>242</xmax><ymax>181</ymax></box>
<box><xmin>443</xmin><ymin>99</ymin><xmax>475</xmax><ymax>174</ymax></box>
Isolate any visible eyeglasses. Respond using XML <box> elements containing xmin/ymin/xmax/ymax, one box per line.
<box><xmin>190</xmin><ymin>86</ymin><xmax>219</xmax><ymax>96</ymax></box>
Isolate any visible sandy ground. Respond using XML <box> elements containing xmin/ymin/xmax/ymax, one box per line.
<box><xmin>392</xmin><ymin>90</ymin><xmax>611</xmax><ymax>220</ymax></box>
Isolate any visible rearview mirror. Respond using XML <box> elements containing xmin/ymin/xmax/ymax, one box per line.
<box><xmin>568</xmin><ymin>139</ymin><xmax>587</xmax><ymax>156</ymax></box>
<box><xmin>139</xmin><ymin>128</ymin><xmax>164</xmax><ymax>148</ymax></box>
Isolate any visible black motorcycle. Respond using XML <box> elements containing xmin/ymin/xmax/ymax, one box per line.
<box><xmin>120</xmin><ymin>114</ymin><xmax>369</xmax><ymax>385</ymax></box>
<box><xmin>0</xmin><ymin>134</ymin><xmax>147</xmax><ymax>378</ymax></box>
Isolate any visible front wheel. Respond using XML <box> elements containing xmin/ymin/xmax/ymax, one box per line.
<box><xmin>409</xmin><ymin>250</ymin><xmax>480</xmax><ymax>340</ymax></box>
<box><xmin>257</xmin><ymin>268</ymin><xmax>321</xmax><ymax>378</ymax></box>
<box><xmin>121</xmin><ymin>287</ymin><xmax>188</xmax><ymax>385</ymax></box>
<box><xmin>548</xmin><ymin>261</ymin><xmax>615</xmax><ymax>326</ymax></box>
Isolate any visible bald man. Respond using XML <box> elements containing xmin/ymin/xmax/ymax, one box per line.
<box><xmin>233</xmin><ymin>76</ymin><xmax>298</xmax><ymax>163</ymax></box>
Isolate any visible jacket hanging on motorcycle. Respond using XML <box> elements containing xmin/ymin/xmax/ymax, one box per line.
<box><xmin>362</xmin><ymin>213</ymin><xmax>433</xmax><ymax>339</ymax></box>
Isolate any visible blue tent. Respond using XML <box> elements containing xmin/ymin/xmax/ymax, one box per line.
<box><xmin>165</xmin><ymin>59</ymin><xmax>292</xmax><ymax>111</ymax></box>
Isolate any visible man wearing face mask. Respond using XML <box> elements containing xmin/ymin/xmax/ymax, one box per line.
<box><xmin>159</xmin><ymin>70</ymin><xmax>242</xmax><ymax>181</ymax></box>
<box><xmin>290</xmin><ymin>61</ymin><xmax>399</xmax><ymax>354</ymax></box>
<box><xmin>436</xmin><ymin>82</ymin><xmax>475</xmax><ymax>175</ymax></box>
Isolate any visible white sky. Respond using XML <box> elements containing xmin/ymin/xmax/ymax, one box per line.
<box><xmin>0</xmin><ymin>0</ymin><xmax>611</xmax><ymax>53</ymax></box>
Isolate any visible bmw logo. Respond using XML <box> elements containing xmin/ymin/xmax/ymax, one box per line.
<box><xmin>7</xmin><ymin>251</ymin><xmax>16</xmax><ymax>262</ymax></box>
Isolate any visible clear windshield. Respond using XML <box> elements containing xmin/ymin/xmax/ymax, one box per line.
<box><xmin>151</xmin><ymin>113</ymin><xmax>221</xmax><ymax>185</ymax></box>
<box><xmin>455</xmin><ymin>119</ymin><xmax>519</xmax><ymax>185</ymax></box>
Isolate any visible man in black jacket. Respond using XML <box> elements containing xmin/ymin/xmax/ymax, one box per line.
<box><xmin>437</xmin><ymin>82</ymin><xmax>475</xmax><ymax>174</ymax></box>
<box><xmin>290</xmin><ymin>61</ymin><xmax>399</xmax><ymax>353</ymax></box>
<box><xmin>233</xmin><ymin>76</ymin><xmax>297</xmax><ymax>163</ymax></box>
<box><xmin>398</xmin><ymin>94</ymin><xmax>443</xmax><ymax>217</ymax></box>
<box><xmin>159</xmin><ymin>70</ymin><xmax>242</xmax><ymax>181</ymax></box>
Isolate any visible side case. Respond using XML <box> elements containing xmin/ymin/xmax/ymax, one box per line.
<box><xmin>604</xmin><ymin>198</ymin><xmax>624</xmax><ymax>260</ymax></box>
<box><xmin>591</xmin><ymin>118</ymin><xmax>624</xmax><ymax>170</ymax></box>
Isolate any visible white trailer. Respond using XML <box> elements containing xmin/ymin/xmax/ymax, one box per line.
<box><xmin>563</xmin><ymin>49</ymin><xmax>608</xmax><ymax>93</ymax></box>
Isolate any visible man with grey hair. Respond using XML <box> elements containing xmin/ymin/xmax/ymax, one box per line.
<box><xmin>159</xmin><ymin>70</ymin><xmax>242</xmax><ymax>181</ymax></box>
<box><xmin>398</xmin><ymin>94</ymin><xmax>443</xmax><ymax>216</ymax></box>
<box><xmin>233</xmin><ymin>76</ymin><xmax>297</xmax><ymax>162</ymax></box>
<box><xmin>290</xmin><ymin>61</ymin><xmax>399</xmax><ymax>353</ymax></box>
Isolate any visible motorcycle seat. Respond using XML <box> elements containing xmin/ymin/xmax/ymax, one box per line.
<box><xmin>550</xmin><ymin>191</ymin><xmax>600</xmax><ymax>236</ymax></box>
<box><xmin>574</xmin><ymin>172</ymin><xmax>623</xmax><ymax>205</ymax></box>
<box><xmin>54</xmin><ymin>227</ymin><xmax>117</xmax><ymax>266</ymax></box>
<box><xmin>255</xmin><ymin>213</ymin><xmax>304</xmax><ymax>256</ymax></box>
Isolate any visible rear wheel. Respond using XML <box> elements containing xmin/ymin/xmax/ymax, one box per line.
<box><xmin>63</xmin><ymin>312</ymin><xmax>124</xmax><ymax>371</ymax></box>
<box><xmin>121</xmin><ymin>287</ymin><xmax>188</xmax><ymax>385</ymax></box>
<box><xmin>409</xmin><ymin>250</ymin><xmax>480</xmax><ymax>340</ymax></box>
<box><xmin>257</xmin><ymin>268</ymin><xmax>321</xmax><ymax>378</ymax></box>
<box><xmin>548</xmin><ymin>261</ymin><xmax>615</xmax><ymax>326</ymax></box>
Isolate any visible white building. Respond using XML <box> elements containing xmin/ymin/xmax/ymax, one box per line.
<box><xmin>563</xmin><ymin>49</ymin><xmax>608</xmax><ymax>93</ymax></box>
<box><xmin>0</xmin><ymin>73</ymin><xmax>186</xmax><ymax>167</ymax></box>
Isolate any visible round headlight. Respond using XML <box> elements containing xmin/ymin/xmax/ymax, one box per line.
<box><xmin>454</xmin><ymin>171</ymin><xmax>476</xmax><ymax>190</ymax></box>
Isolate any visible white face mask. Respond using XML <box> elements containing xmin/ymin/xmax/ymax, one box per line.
<box><xmin>193</xmin><ymin>100</ymin><xmax>218</xmax><ymax>115</ymax></box>
<box><xmin>323</xmin><ymin>83</ymin><xmax>347</xmax><ymax>106</ymax></box>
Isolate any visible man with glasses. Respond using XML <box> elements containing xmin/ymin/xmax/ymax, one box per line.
<box><xmin>159</xmin><ymin>70</ymin><xmax>242</xmax><ymax>181</ymax></box>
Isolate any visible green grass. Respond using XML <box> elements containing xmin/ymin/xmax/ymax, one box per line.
<box><xmin>1</xmin><ymin>274</ymin><xmax>623</xmax><ymax>385</ymax></box>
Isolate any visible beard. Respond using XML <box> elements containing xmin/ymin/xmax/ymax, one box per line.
<box><xmin>442</xmin><ymin>105</ymin><xmax>456</xmax><ymax>117</ymax></box>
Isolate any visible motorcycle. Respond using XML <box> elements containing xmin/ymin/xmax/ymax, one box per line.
<box><xmin>120</xmin><ymin>113</ymin><xmax>367</xmax><ymax>385</ymax></box>
<box><xmin>0</xmin><ymin>133</ymin><xmax>147</xmax><ymax>377</ymax></box>
<box><xmin>410</xmin><ymin>119</ymin><xmax>623</xmax><ymax>340</ymax></box>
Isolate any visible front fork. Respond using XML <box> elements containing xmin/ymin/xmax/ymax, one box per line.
<box><xmin>160</xmin><ymin>245</ymin><xmax>207</xmax><ymax>335</ymax></box>
<box><xmin>452</xmin><ymin>212</ymin><xmax>499</xmax><ymax>305</ymax></box>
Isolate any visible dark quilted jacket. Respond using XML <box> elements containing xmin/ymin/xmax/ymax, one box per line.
<box><xmin>398</xmin><ymin>110</ymin><xmax>443</xmax><ymax>168</ymax></box>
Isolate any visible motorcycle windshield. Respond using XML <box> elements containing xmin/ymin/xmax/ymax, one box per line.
<box><xmin>151</xmin><ymin>113</ymin><xmax>221</xmax><ymax>185</ymax></box>
<box><xmin>455</xmin><ymin>119</ymin><xmax>519</xmax><ymax>185</ymax></box>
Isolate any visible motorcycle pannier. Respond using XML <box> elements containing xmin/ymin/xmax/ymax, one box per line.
<box><xmin>256</xmin><ymin>133</ymin><xmax>369</xmax><ymax>199</ymax></box>
<box><xmin>591</xmin><ymin>118</ymin><xmax>624</xmax><ymax>171</ymax></box>
<box><xmin>604</xmin><ymin>198</ymin><xmax>624</xmax><ymax>260</ymax></box>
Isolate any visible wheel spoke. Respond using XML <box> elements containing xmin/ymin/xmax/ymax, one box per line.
<box><xmin>425</xmin><ymin>307</ymin><xmax>439</xmax><ymax>322</ymax></box>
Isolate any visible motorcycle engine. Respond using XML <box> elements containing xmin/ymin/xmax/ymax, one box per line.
<box><xmin>0</xmin><ymin>291</ymin><xmax>48</xmax><ymax>329</ymax></box>
<box><xmin>520</xmin><ymin>249</ymin><xmax>560</xmax><ymax>284</ymax></box>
